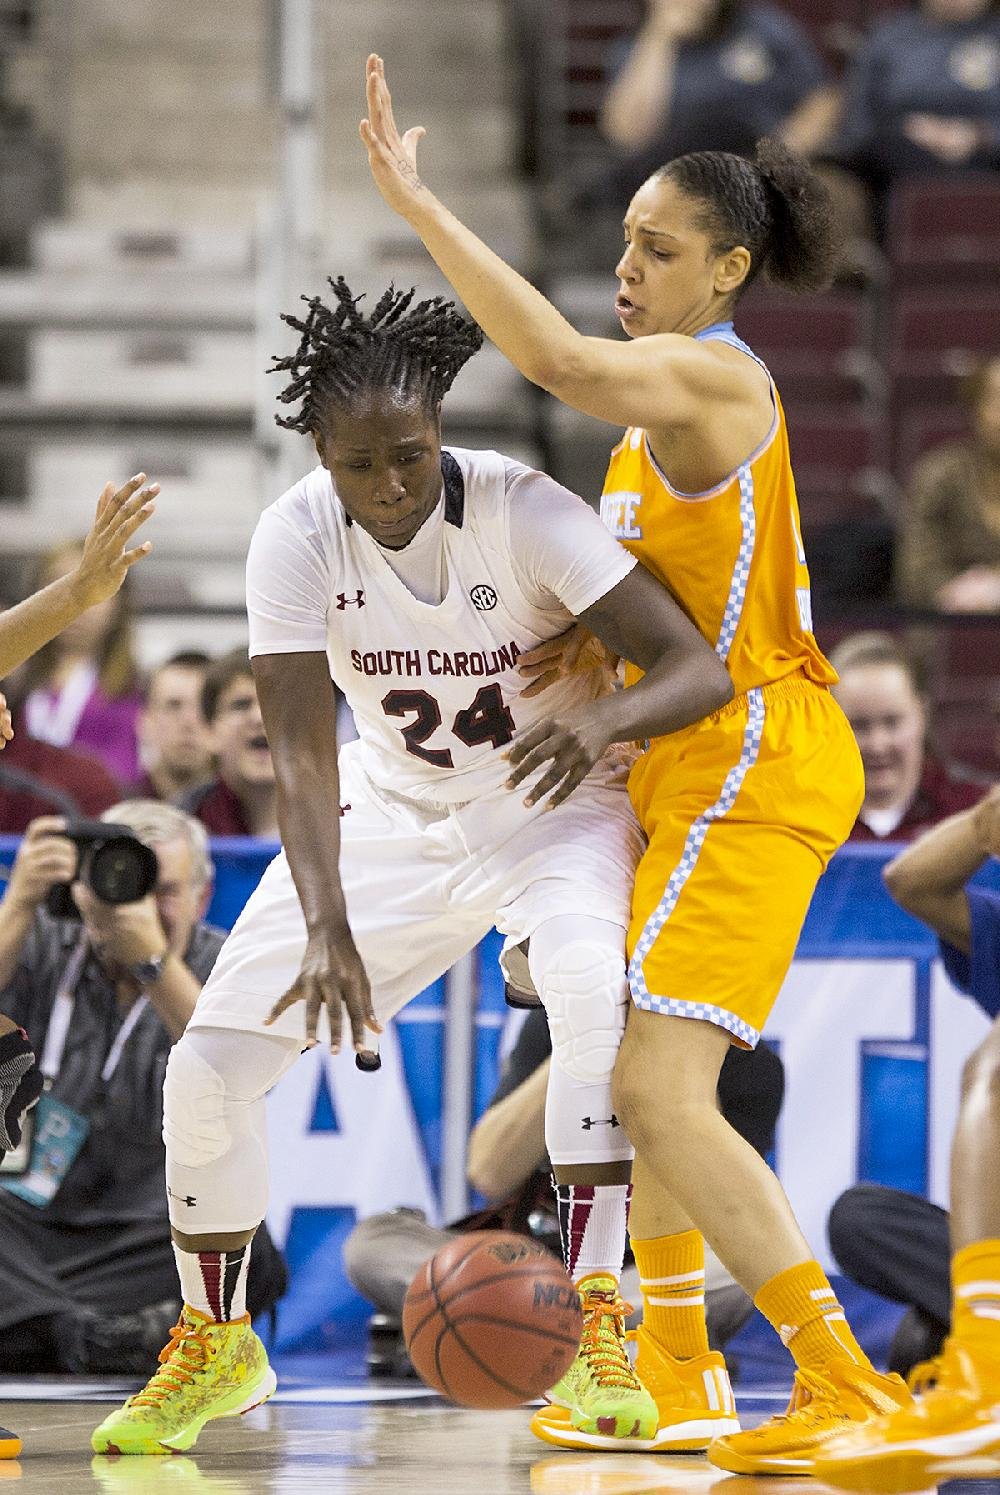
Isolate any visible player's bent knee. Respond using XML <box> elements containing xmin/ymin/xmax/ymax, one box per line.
<box><xmin>163</xmin><ymin>1037</ymin><xmax>231</xmax><ymax>1169</ymax></box>
<box><xmin>539</xmin><ymin>940</ymin><xmax>628</xmax><ymax>1086</ymax></box>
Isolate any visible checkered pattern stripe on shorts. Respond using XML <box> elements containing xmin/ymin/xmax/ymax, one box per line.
<box><xmin>715</xmin><ymin>464</ymin><xmax>756</xmax><ymax>663</ymax></box>
<box><xmin>628</xmin><ymin>687</ymin><xmax>766</xmax><ymax>1047</ymax></box>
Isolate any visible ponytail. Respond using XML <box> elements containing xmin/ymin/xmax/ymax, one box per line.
<box><xmin>658</xmin><ymin>139</ymin><xmax>839</xmax><ymax>298</ymax></box>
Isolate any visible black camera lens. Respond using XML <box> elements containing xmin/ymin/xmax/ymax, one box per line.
<box><xmin>85</xmin><ymin>836</ymin><xmax>159</xmax><ymax>905</ymax></box>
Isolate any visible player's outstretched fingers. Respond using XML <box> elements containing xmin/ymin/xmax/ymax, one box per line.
<box><xmin>265</xmin><ymin>978</ymin><xmax>320</xmax><ymax>1047</ymax></box>
<box><xmin>523</xmin><ymin>757</ymin><xmax>573</xmax><ymax>809</ymax></box>
<box><xmin>344</xmin><ymin>970</ymin><xmax>380</xmax><ymax>1055</ymax></box>
<box><xmin>324</xmin><ymin>982</ymin><xmax>346</xmax><ymax>1055</ymax></box>
<box><xmin>541</xmin><ymin>762</ymin><xmax>590</xmax><ymax>810</ymax></box>
<box><xmin>504</xmin><ymin>721</ymin><xmax>551</xmax><ymax>784</ymax></box>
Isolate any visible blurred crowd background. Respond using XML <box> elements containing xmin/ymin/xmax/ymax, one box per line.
<box><xmin>0</xmin><ymin>0</ymin><xmax>998</xmax><ymax>827</ymax></box>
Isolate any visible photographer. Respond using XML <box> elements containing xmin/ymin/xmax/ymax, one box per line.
<box><xmin>0</xmin><ymin>801</ymin><xmax>285</xmax><ymax>1373</ymax></box>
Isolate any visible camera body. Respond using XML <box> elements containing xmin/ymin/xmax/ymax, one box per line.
<box><xmin>45</xmin><ymin>819</ymin><xmax>159</xmax><ymax>920</ymax></box>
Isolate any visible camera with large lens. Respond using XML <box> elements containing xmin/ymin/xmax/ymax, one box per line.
<box><xmin>45</xmin><ymin>820</ymin><xmax>159</xmax><ymax>920</ymax></box>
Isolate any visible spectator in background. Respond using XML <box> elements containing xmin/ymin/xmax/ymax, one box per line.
<box><xmin>596</xmin><ymin>0</ymin><xmax>836</xmax><ymax>215</ymax></box>
<box><xmin>896</xmin><ymin>357</ymin><xmax>1000</xmax><ymax>612</ymax></box>
<box><xmin>833</xmin><ymin>0</ymin><xmax>1000</xmax><ymax>234</ymax></box>
<box><xmin>0</xmin><ymin>665</ymin><xmax>119</xmax><ymax>832</ymax></box>
<box><xmin>133</xmin><ymin>651</ymin><xmax>213</xmax><ymax>802</ymax></box>
<box><xmin>179</xmin><ymin>649</ymin><xmax>278</xmax><ymax>839</ymax></box>
<box><xmin>828</xmin><ymin>784</ymin><xmax>1000</xmax><ymax>1379</ymax></box>
<box><xmin>20</xmin><ymin>538</ymin><xmax>144</xmax><ymax>786</ymax></box>
<box><xmin>831</xmin><ymin>632</ymin><xmax>983</xmax><ymax>841</ymax></box>
<box><xmin>0</xmin><ymin>800</ymin><xmax>286</xmax><ymax>1373</ymax></box>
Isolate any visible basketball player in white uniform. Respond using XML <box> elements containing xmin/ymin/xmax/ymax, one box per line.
<box><xmin>93</xmin><ymin>280</ymin><xmax>732</xmax><ymax>1456</ymax></box>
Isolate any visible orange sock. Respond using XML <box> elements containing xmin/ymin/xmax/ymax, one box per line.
<box><xmin>755</xmin><ymin>1260</ymin><xmax>873</xmax><ymax>1373</ymax></box>
<box><xmin>632</xmin><ymin>1228</ymin><xmax>710</xmax><ymax>1360</ymax></box>
<box><xmin>952</xmin><ymin>1239</ymin><xmax>1000</xmax><ymax>1353</ymax></box>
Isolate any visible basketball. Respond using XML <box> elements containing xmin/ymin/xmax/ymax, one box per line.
<box><xmin>402</xmin><ymin>1231</ymin><xmax>583</xmax><ymax>1409</ymax></box>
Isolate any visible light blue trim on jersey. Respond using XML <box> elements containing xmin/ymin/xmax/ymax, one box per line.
<box><xmin>716</xmin><ymin>463</ymin><xmax>756</xmax><ymax>661</ymax></box>
<box><xmin>628</xmin><ymin>687</ymin><xmax>767</xmax><ymax>1049</ymax></box>
<box><xmin>690</xmin><ymin>321</ymin><xmax>764</xmax><ymax>661</ymax></box>
<box><xmin>695</xmin><ymin>319</ymin><xmax>771</xmax><ymax>376</ymax></box>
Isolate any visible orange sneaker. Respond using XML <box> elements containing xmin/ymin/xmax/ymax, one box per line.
<box><xmin>632</xmin><ymin>1324</ymin><xmax>741</xmax><ymax>1451</ymax></box>
<box><xmin>814</xmin><ymin>1338</ymin><xmax>1000</xmax><ymax>1492</ymax></box>
<box><xmin>0</xmin><ymin>1426</ymin><xmax>20</xmax><ymax>1460</ymax></box>
<box><xmin>531</xmin><ymin>1321</ymin><xmax>740</xmax><ymax>1453</ymax></box>
<box><xmin>708</xmin><ymin>1359</ymin><xmax>911</xmax><ymax>1475</ymax></box>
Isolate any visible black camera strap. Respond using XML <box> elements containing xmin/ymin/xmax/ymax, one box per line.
<box><xmin>39</xmin><ymin>935</ymin><xmax>149</xmax><ymax>1086</ymax></box>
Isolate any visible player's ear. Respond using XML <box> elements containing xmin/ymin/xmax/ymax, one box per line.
<box><xmin>714</xmin><ymin>245</ymin><xmax>751</xmax><ymax>297</ymax></box>
<box><xmin>313</xmin><ymin>432</ymin><xmax>329</xmax><ymax>469</ymax></box>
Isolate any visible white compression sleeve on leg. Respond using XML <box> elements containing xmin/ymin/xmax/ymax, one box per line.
<box><xmin>164</xmin><ymin>1027</ymin><xmax>300</xmax><ymax>1235</ymax></box>
<box><xmin>528</xmin><ymin>915</ymin><xmax>634</xmax><ymax>1167</ymax></box>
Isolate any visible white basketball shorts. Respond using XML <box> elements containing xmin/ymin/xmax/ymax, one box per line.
<box><xmin>189</xmin><ymin>739</ymin><xmax>645</xmax><ymax>1042</ymax></box>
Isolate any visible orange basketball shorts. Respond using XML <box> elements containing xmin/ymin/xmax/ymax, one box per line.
<box><xmin>626</xmin><ymin>675</ymin><xmax>864</xmax><ymax>1047</ymax></box>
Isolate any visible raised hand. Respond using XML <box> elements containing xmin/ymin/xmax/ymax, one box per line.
<box><xmin>359</xmin><ymin>53</ymin><xmax>428</xmax><ymax>217</ymax></box>
<box><xmin>72</xmin><ymin>473</ymin><xmax>158</xmax><ymax>610</ymax></box>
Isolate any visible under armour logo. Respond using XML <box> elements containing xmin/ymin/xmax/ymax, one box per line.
<box><xmin>470</xmin><ymin>583</ymin><xmax>498</xmax><ymax>611</ymax></box>
<box><xmin>336</xmin><ymin>590</ymin><xmax>365</xmax><ymax>609</ymax></box>
<box><xmin>581</xmin><ymin>1114</ymin><xmax>620</xmax><ymax>1131</ymax></box>
<box><xmin>168</xmin><ymin>1187</ymin><xmax>198</xmax><ymax>1207</ymax></box>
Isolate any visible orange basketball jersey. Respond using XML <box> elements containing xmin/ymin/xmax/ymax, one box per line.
<box><xmin>600</xmin><ymin>321</ymin><xmax>836</xmax><ymax>700</ymax></box>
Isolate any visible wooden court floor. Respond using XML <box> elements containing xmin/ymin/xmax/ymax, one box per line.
<box><xmin>1</xmin><ymin>1392</ymin><xmax>984</xmax><ymax>1495</ymax></box>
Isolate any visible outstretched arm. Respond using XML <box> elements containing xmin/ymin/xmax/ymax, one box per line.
<box><xmin>883</xmin><ymin>790</ymin><xmax>1000</xmax><ymax>954</ymax></box>
<box><xmin>0</xmin><ymin>474</ymin><xmax>156</xmax><ymax>681</ymax></box>
<box><xmin>359</xmin><ymin>55</ymin><xmax>749</xmax><ymax>433</ymax></box>
<box><xmin>254</xmin><ymin>651</ymin><xmax>381</xmax><ymax>1054</ymax></box>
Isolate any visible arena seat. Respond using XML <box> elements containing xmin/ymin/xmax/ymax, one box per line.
<box><xmin>888</xmin><ymin>176</ymin><xmax>1000</xmax><ymax>286</ymax></box>
<box><xmin>893</xmin><ymin>404</ymin><xmax>970</xmax><ymax>485</ymax></box>
<box><xmin>889</xmin><ymin>289</ymin><xmax>1000</xmax><ymax>402</ymax></box>
<box><xmin>785</xmin><ymin>407</ymin><xmax>892</xmax><ymax>521</ymax></box>
<box><xmin>737</xmin><ymin>290</ymin><xmax>880</xmax><ymax>403</ymax></box>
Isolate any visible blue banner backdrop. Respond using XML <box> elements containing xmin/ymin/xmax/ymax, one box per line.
<box><xmin>2</xmin><ymin>837</ymin><xmax>997</xmax><ymax>1354</ymax></box>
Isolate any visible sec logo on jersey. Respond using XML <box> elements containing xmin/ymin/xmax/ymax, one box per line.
<box><xmin>470</xmin><ymin>584</ymin><xmax>498</xmax><ymax>611</ymax></box>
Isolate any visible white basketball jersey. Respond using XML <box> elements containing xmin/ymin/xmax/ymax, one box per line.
<box><xmin>246</xmin><ymin>446</ymin><xmax>636</xmax><ymax>804</ymax></box>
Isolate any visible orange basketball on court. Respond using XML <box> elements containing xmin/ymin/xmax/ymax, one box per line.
<box><xmin>402</xmin><ymin>1230</ymin><xmax>583</xmax><ymax>1409</ymax></box>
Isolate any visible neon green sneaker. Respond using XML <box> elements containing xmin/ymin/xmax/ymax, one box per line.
<box><xmin>91</xmin><ymin>1305</ymin><xmax>276</xmax><ymax>1455</ymax></box>
<box><xmin>530</xmin><ymin>1273</ymin><xmax>658</xmax><ymax>1448</ymax></box>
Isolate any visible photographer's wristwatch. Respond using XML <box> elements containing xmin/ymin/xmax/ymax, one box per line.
<box><xmin>129</xmin><ymin>951</ymin><xmax>168</xmax><ymax>987</ymax></box>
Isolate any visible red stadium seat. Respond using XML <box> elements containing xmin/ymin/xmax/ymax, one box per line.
<box><xmin>888</xmin><ymin>176</ymin><xmax>1000</xmax><ymax>285</ymax></box>
<box><xmin>889</xmin><ymin>290</ymin><xmax>1000</xmax><ymax>402</ymax></box>
<box><xmin>785</xmin><ymin>407</ymin><xmax>892</xmax><ymax>524</ymax></box>
<box><xmin>737</xmin><ymin>290</ymin><xmax>879</xmax><ymax>403</ymax></box>
<box><xmin>893</xmin><ymin>403</ymin><xmax>971</xmax><ymax>483</ymax></box>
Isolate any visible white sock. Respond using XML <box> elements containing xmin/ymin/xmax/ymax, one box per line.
<box><xmin>554</xmin><ymin>1182</ymin><xmax>632</xmax><ymax>1284</ymax></box>
<box><xmin>173</xmin><ymin>1240</ymin><xmax>252</xmax><ymax>1322</ymax></box>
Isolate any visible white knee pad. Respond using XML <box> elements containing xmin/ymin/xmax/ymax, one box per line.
<box><xmin>164</xmin><ymin>1028</ymin><xmax>300</xmax><ymax>1234</ymax></box>
<box><xmin>163</xmin><ymin>1037</ymin><xmax>231</xmax><ymax>1169</ymax></box>
<box><xmin>536</xmin><ymin>940</ymin><xmax>628</xmax><ymax>1086</ymax></box>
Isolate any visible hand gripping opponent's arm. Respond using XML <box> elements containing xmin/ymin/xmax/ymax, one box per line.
<box><xmin>506</xmin><ymin>561</ymin><xmax>733</xmax><ymax>809</ymax></box>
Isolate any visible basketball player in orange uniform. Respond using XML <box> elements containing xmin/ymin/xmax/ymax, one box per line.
<box><xmin>362</xmin><ymin>55</ymin><xmax>913</xmax><ymax>1470</ymax></box>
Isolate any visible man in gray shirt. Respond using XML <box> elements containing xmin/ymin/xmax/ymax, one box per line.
<box><xmin>0</xmin><ymin>801</ymin><xmax>285</xmax><ymax>1373</ymax></box>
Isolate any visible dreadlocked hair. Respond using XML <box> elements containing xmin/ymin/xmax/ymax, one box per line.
<box><xmin>657</xmin><ymin>139</ymin><xmax>840</xmax><ymax>298</ymax></box>
<box><xmin>269</xmin><ymin>276</ymin><xmax>484</xmax><ymax>434</ymax></box>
